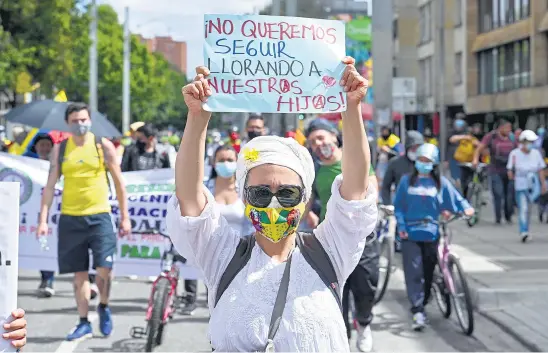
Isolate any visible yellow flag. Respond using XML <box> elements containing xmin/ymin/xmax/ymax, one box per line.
<box><xmin>295</xmin><ymin>129</ymin><xmax>307</xmax><ymax>146</ymax></box>
<box><xmin>54</xmin><ymin>90</ymin><xmax>68</xmax><ymax>102</ymax></box>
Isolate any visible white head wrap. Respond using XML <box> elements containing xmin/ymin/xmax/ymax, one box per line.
<box><xmin>236</xmin><ymin>136</ymin><xmax>315</xmax><ymax>203</ymax></box>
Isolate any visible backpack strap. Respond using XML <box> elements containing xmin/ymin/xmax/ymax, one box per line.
<box><xmin>214</xmin><ymin>235</ymin><xmax>256</xmax><ymax>308</ymax></box>
<box><xmin>94</xmin><ymin>135</ymin><xmax>112</xmax><ymax>192</ymax></box>
<box><xmin>296</xmin><ymin>232</ymin><xmax>343</xmax><ymax>313</ymax></box>
<box><xmin>57</xmin><ymin>139</ymin><xmax>69</xmax><ymax>178</ymax></box>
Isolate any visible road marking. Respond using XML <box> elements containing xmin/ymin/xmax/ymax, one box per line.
<box><xmin>54</xmin><ymin>312</ymin><xmax>98</xmax><ymax>353</ymax></box>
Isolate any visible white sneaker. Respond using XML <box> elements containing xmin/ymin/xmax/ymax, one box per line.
<box><xmin>147</xmin><ymin>276</ymin><xmax>157</xmax><ymax>283</ymax></box>
<box><xmin>127</xmin><ymin>275</ymin><xmax>138</xmax><ymax>280</ymax></box>
<box><xmin>412</xmin><ymin>312</ymin><xmax>426</xmax><ymax>331</ymax></box>
<box><xmin>356</xmin><ymin>324</ymin><xmax>373</xmax><ymax>352</ymax></box>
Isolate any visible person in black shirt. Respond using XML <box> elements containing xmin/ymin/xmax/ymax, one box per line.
<box><xmin>121</xmin><ymin>123</ymin><xmax>170</xmax><ymax>171</ymax></box>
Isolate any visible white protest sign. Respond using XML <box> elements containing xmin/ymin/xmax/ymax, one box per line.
<box><xmin>203</xmin><ymin>14</ymin><xmax>347</xmax><ymax>113</ymax></box>
<box><xmin>0</xmin><ymin>183</ymin><xmax>19</xmax><ymax>353</ymax></box>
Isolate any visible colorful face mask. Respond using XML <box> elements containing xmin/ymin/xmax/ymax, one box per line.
<box><xmin>245</xmin><ymin>201</ymin><xmax>305</xmax><ymax>243</ymax></box>
<box><xmin>316</xmin><ymin>143</ymin><xmax>335</xmax><ymax>160</ymax></box>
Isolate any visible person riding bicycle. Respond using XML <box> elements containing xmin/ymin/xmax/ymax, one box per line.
<box><xmin>393</xmin><ymin>143</ymin><xmax>474</xmax><ymax>331</ymax></box>
<box><xmin>507</xmin><ymin>130</ymin><xmax>547</xmax><ymax>242</ymax></box>
<box><xmin>304</xmin><ymin>118</ymin><xmax>378</xmax><ymax>352</ymax></box>
<box><xmin>168</xmin><ymin>57</ymin><xmax>377</xmax><ymax>352</ymax></box>
<box><xmin>449</xmin><ymin>124</ymin><xmax>480</xmax><ymax>198</ymax></box>
<box><xmin>376</xmin><ymin>127</ymin><xmax>402</xmax><ymax>183</ymax></box>
<box><xmin>381</xmin><ymin>131</ymin><xmax>424</xmax><ymax>252</ymax></box>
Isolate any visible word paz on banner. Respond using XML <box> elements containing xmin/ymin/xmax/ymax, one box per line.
<box><xmin>203</xmin><ymin>14</ymin><xmax>347</xmax><ymax>114</ymax></box>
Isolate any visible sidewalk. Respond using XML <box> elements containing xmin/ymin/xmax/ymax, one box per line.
<box><xmin>451</xmin><ymin>201</ymin><xmax>548</xmax><ymax>352</ymax></box>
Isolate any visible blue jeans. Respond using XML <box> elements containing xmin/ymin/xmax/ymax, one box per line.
<box><xmin>40</xmin><ymin>271</ymin><xmax>54</xmax><ymax>286</ymax></box>
<box><xmin>515</xmin><ymin>190</ymin><xmax>531</xmax><ymax>234</ymax></box>
<box><xmin>490</xmin><ymin>173</ymin><xmax>514</xmax><ymax>222</ymax></box>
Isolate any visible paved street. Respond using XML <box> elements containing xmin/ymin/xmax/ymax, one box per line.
<box><xmin>17</xmin><ymin>198</ymin><xmax>547</xmax><ymax>352</ymax></box>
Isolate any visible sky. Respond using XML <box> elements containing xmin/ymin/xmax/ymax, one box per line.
<box><xmin>99</xmin><ymin>0</ymin><xmax>273</xmax><ymax>76</ymax></box>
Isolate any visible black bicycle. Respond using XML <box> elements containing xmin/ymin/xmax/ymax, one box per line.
<box><xmin>460</xmin><ymin>163</ymin><xmax>487</xmax><ymax>227</ymax></box>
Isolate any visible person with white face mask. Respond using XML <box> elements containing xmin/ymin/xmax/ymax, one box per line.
<box><xmin>507</xmin><ymin>130</ymin><xmax>547</xmax><ymax>242</ymax></box>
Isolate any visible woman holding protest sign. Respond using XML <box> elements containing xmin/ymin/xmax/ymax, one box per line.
<box><xmin>166</xmin><ymin>56</ymin><xmax>376</xmax><ymax>352</ymax></box>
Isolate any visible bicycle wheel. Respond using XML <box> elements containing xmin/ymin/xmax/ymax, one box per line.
<box><xmin>448</xmin><ymin>254</ymin><xmax>474</xmax><ymax>335</ymax></box>
<box><xmin>374</xmin><ymin>236</ymin><xmax>393</xmax><ymax>304</ymax></box>
<box><xmin>466</xmin><ymin>184</ymin><xmax>481</xmax><ymax>227</ymax></box>
<box><xmin>145</xmin><ymin>277</ymin><xmax>171</xmax><ymax>352</ymax></box>
<box><xmin>432</xmin><ymin>266</ymin><xmax>451</xmax><ymax>318</ymax></box>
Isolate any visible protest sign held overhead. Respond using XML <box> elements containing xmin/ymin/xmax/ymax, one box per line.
<box><xmin>203</xmin><ymin>14</ymin><xmax>346</xmax><ymax>113</ymax></box>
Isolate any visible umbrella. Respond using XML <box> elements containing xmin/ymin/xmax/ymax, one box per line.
<box><xmin>320</xmin><ymin>102</ymin><xmax>403</xmax><ymax>122</ymax></box>
<box><xmin>4</xmin><ymin>100</ymin><xmax>121</xmax><ymax>138</ymax></box>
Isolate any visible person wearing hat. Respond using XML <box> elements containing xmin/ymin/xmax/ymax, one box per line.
<box><xmin>507</xmin><ymin>130</ymin><xmax>547</xmax><ymax>242</ymax></box>
<box><xmin>170</xmin><ymin>58</ymin><xmax>377</xmax><ymax>352</ymax></box>
<box><xmin>394</xmin><ymin>143</ymin><xmax>473</xmax><ymax>330</ymax></box>
<box><xmin>304</xmin><ymin>118</ymin><xmax>378</xmax><ymax>352</ymax></box>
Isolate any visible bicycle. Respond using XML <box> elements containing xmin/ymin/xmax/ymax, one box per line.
<box><xmin>129</xmin><ymin>228</ymin><xmax>188</xmax><ymax>352</ymax></box>
<box><xmin>460</xmin><ymin>162</ymin><xmax>487</xmax><ymax>227</ymax></box>
<box><xmin>374</xmin><ymin>204</ymin><xmax>396</xmax><ymax>304</ymax></box>
<box><xmin>408</xmin><ymin>214</ymin><xmax>475</xmax><ymax>335</ymax></box>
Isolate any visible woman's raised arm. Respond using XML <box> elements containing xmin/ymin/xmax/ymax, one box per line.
<box><xmin>176</xmin><ymin>67</ymin><xmax>213</xmax><ymax>217</ymax></box>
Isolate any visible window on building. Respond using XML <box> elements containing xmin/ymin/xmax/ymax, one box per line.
<box><xmin>479</xmin><ymin>0</ymin><xmax>530</xmax><ymax>33</ymax></box>
<box><xmin>393</xmin><ymin>19</ymin><xmax>398</xmax><ymax>40</ymax></box>
<box><xmin>454</xmin><ymin>52</ymin><xmax>463</xmax><ymax>85</ymax></box>
<box><xmin>455</xmin><ymin>0</ymin><xmax>462</xmax><ymax>26</ymax></box>
<box><xmin>419</xmin><ymin>57</ymin><xmax>433</xmax><ymax>96</ymax></box>
<box><xmin>419</xmin><ymin>2</ymin><xmax>432</xmax><ymax>44</ymax></box>
<box><xmin>478</xmin><ymin>38</ymin><xmax>530</xmax><ymax>94</ymax></box>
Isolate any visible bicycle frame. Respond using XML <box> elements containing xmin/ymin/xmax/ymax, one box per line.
<box><xmin>146</xmin><ymin>243</ymin><xmax>180</xmax><ymax>323</ymax></box>
<box><xmin>437</xmin><ymin>217</ymin><xmax>460</xmax><ymax>295</ymax></box>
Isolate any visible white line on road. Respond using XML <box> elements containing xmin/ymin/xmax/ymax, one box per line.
<box><xmin>54</xmin><ymin>312</ymin><xmax>98</xmax><ymax>353</ymax></box>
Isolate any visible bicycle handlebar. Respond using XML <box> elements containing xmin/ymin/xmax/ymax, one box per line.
<box><xmin>459</xmin><ymin>162</ymin><xmax>487</xmax><ymax>169</ymax></box>
<box><xmin>131</xmin><ymin>229</ymin><xmax>170</xmax><ymax>238</ymax></box>
<box><xmin>378</xmin><ymin>204</ymin><xmax>395</xmax><ymax>216</ymax></box>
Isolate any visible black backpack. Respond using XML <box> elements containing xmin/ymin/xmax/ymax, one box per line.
<box><xmin>214</xmin><ymin>232</ymin><xmax>344</xmax><ymax>313</ymax></box>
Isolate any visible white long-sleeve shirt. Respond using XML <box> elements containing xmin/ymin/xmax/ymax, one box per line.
<box><xmin>166</xmin><ymin>174</ymin><xmax>378</xmax><ymax>352</ymax></box>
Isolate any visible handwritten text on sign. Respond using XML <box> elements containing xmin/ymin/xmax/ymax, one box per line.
<box><xmin>203</xmin><ymin>15</ymin><xmax>346</xmax><ymax>113</ymax></box>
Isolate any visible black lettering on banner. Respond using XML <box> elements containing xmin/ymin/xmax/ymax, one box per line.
<box><xmin>0</xmin><ymin>250</ymin><xmax>12</xmax><ymax>266</ymax></box>
<box><xmin>309</xmin><ymin>61</ymin><xmax>321</xmax><ymax>76</ymax></box>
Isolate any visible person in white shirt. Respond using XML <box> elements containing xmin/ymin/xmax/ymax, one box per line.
<box><xmin>167</xmin><ymin>57</ymin><xmax>377</xmax><ymax>352</ymax></box>
<box><xmin>507</xmin><ymin>130</ymin><xmax>547</xmax><ymax>242</ymax></box>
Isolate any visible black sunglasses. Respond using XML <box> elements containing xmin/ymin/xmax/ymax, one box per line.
<box><xmin>244</xmin><ymin>185</ymin><xmax>304</xmax><ymax>208</ymax></box>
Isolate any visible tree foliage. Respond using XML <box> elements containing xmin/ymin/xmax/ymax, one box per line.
<box><xmin>0</xmin><ymin>1</ymin><xmax>188</xmax><ymax>130</ymax></box>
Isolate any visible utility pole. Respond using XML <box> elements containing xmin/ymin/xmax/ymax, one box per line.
<box><xmin>122</xmin><ymin>7</ymin><xmax>131</xmax><ymax>134</ymax></box>
<box><xmin>372</xmin><ymin>0</ymin><xmax>394</xmax><ymax>163</ymax></box>
<box><xmin>438</xmin><ymin>0</ymin><xmax>447</xmax><ymax>176</ymax></box>
<box><xmin>89</xmin><ymin>0</ymin><xmax>98</xmax><ymax>111</ymax></box>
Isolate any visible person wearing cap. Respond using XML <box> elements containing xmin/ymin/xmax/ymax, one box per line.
<box><xmin>507</xmin><ymin>130</ymin><xmax>547</xmax><ymax>242</ymax></box>
<box><xmin>304</xmin><ymin>117</ymin><xmax>378</xmax><ymax>351</ymax></box>
<box><xmin>394</xmin><ymin>143</ymin><xmax>473</xmax><ymax>331</ymax></box>
<box><xmin>170</xmin><ymin>58</ymin><xmax>377</xmax><ymax>351</ymax></box>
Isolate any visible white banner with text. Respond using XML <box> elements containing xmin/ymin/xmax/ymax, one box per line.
<box><xmin>0</xmin><ymin>152</ymin><xmax>201</xmax><ymax>279</ymax></box>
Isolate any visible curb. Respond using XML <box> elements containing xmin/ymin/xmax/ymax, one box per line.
<box><xmin>478</xmin><ymin>310</ymin><xmax>542</xmax><ymax>352</ymax></box>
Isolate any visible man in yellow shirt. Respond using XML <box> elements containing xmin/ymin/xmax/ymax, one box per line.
<box><xmin>37</xmin><ymin>103</ymin><xmax>131</xmax><ymax>341</ymax></box>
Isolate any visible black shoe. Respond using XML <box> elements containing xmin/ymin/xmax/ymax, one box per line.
<box><xmin>37</xmin><ymin>280</ymin><xmax>55</xmax><ymax>298</ymax></box>
<box><xmin>181</xmin><ymin>302</ymin><xmax>197</xmax><ymax>315</ymax></box>
<box><xmin>506</xmin><ymin>218</ymin><xmax>513</xmax><ymax>224</ymax></box>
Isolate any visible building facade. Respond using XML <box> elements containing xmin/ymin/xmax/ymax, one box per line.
<box><xmin>137</xmin><ymin>35</ymin><xmax>187</xmax><ymax>74</ymax></box>
<box><xmin>466</xmin><ymin>0</ymin><xmax>548</xmax><ymax>129</ymax></box>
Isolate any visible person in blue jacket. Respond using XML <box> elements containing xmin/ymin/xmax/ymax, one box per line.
<box><xmin>393</xmin><ymin>143</ymin><xmax>474</xmax><ymax>331</ymax></box>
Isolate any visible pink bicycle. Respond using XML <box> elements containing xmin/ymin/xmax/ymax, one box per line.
<box><xmin>409</xmin><ymin>214</ymin><xmax>474</xmax><ymax>335</ymax></box>
<box><xmin>129</xmin><ymin>229</ymin><xmax>189</xmax><ymax>352</ymax></box>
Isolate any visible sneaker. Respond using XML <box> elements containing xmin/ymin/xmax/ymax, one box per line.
<box><xmin>147</xmin><ymin>276</ymin><xmax>157</xmax><ymax>283</ymax></box>
<box><xmin>37</xmin><ymin>280</ymin><xmax>55</xmax><ymax>298</ymax></box>
<box><xmin>127</xmin><ymin>275</ymin><xmax>138</xmax><ymax>280</ymax></box>
<box><xmin>356</xmin><ymin>324</ymin><xmax>373</xmax><ymax>352</ymax></box>
<box><xmin>97</xmin><ymin>306</ymin><xmax>113</xmax><ymax>336</ymax></box>
<box><xmin>66</xmin><ymin>321</ymin><xmax>93</xmax><ymax>341</ymax></box>
<box><xmin>181</xmin><ymin>301</ymin><xmax>197</xmax><ymax>315</ymax></box>
<box><xmin>412</xmin><ymin>312</ymin><xmax>426</xmax><ymax>331</ymax></box>
<box><xmin>521</xmin><ymin>232</ymin><xmax>530</xmax><ymax>243</ymax></box>
<box><xmin>90</xmin><ymin>283</ymin><xmax>99</xmax><ymax>300</ymax></box>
